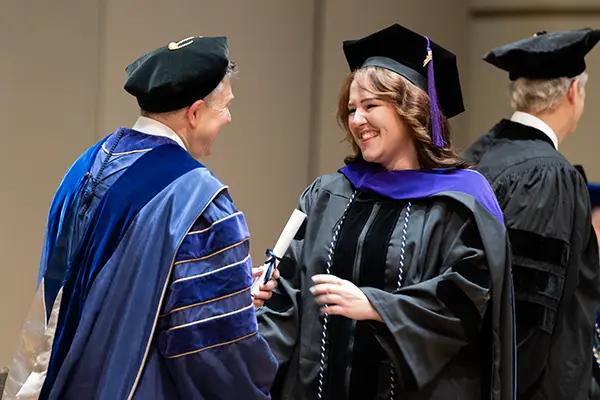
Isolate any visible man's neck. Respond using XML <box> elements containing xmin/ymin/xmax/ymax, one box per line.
<box><xmin>511</xmin><ymin>111</ymin><xmax>562</xmax><ymax>149</ymax></box>
<box><xmin>133</xmin><ymin>115</ymin><xmax>189</xmax><ymax>150</ymax></box>
<box><xmin>528</xmin><ymin>111</ymin><xmax>570</xmax><ymax>145</ymax></box>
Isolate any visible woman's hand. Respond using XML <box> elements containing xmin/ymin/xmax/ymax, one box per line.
<box><xmin>251</xmin><ymin>267</ymin><xmax>280</xmax><ymax>308</ymax></box>
<box><xmin>310</xmin><ymin>274</ymin><xmax>382</xmax><ymax>322</ymax></box>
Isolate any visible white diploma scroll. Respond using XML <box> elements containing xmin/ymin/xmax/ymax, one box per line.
<box><xmin>251</xmin><ymin>209</ymin><xmax>307</xmax><ymax>296</ymax></box>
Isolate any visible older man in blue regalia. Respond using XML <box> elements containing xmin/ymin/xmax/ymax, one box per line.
<box><xmin>3</xmin><ymin>35</ymin><xmax>278</xmax><ymax>400</ymax></box>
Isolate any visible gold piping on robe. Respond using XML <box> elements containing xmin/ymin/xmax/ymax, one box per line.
<box><xmin>172</xmin><ymin>255</ymin><xmax>251</xmax><ymax>284</ymax></box>
<box><xmin>160</xmin><ymin>286</ymin><xmax>252</xmax><ymax>317</ymax></box>
<box><xmin>174</xmin><ymin>239</ymin><xmax>249</xmax><ymax>266</ymax></box>
<box><xmin>187</xmin><ymin>211</ymin><xmax>243</xmax><ymax>235</ymax></box>
<box><xmin>101</xmin><ymin>145</ymin><xmax>153</xmax><ymax>157</ymax></box>
<box><xmin>168</xmin><ymin>303</ymin><xmax>254</xmax><ymax>332</ymax></box>
<box><xmin>166</xmin><ymin>332</ymin><xmax>257</xmax><ymax>359</ymax></box>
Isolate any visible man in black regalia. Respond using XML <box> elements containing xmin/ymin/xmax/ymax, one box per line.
<box><xmin>464</xmin><ymin>28</ymin><xmax>600</xmax><ymax>400</ymax></box>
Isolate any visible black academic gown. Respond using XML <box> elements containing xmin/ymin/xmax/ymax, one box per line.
<box><xmin>464</xmin><ymin>119</ymin><xmax>600</xmax><ymax>400</ymax></box>
<box><xmin>257</xmin><ymin>170</ymin><xmax>514</xmax><ymax>400</ymax></box>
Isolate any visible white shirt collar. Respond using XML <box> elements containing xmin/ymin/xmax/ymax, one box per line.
<box><xmin>510</xmin><ymin>111</ymin><xmax>558</xmax><ymax>149</ymax></box>
<box><xmin>131</xmin><ymin>116</ymin><xmax>187</xmax><ymax>150</ymax></box>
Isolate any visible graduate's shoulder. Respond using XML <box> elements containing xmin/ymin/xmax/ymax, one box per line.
<box><xmin>423</xmin><ymin>169</ymin><xmax>505</xmax><ymax>226</ymax></box>
<box><xmin>492</xmin><ymin>155</ymin><xmax>588</xmax><ymax>225</ymax></box>
<box><xmin>494</xmin><ymin>153</ymin><xmax>581</xmax><ymax>192</ymax></box>
<box><xmin>135</xmin><ymin>147</ymin><xmax>232</xmax><ymax>218</ymax></box>
<box><xmin>147</xmin><ymin>145</ymin><xmax>226</xmax><ymax>191</ymax></box>
<box><xmin>295</xmin><ymin>172</ymin><xmax>355</xmax><ymax>215</ymax></box>
<box><xmin>301</xmin><ymin>172</ymin><xmax>354</xmax><ymax>199</ymax></box>
<box><xmin>175</xmin><ymin>165</ymin><xmax>240</xmax><ymax>220</ymax></box>
<box><xmin>463</xmin><ymin>120</ymin><xmax>516</xmax><ymax>162</ymax></box>
<box><xmin>446</xmin><ymin>169</ymin><xmax>500</xmax><ymax>207</ymax></box>
<box><xmin>478</xmin><ymin>142</ymin><xmax>561</xmax><ymax>180</ymax></box>
<box><xmin>466</xmin><ymin>121</ymin><xmax>563</xmax><ymax>174</ymax></box>
<box><xmin>450</xmin><ymin>168</ymin><xmax>494</xmax><ymax>189</ymax></box>
<box><xmin>463</xmin><ymin>129</ymin><xmax>495</xmax><ymax>161</ymax></box>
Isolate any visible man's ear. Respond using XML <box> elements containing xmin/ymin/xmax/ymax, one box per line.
<box><xmin>566</xmin><ymin>79</ymin><xmax>580</xmax><ymax>105</ymax></box>
<box><xmin>187</xmin><ymin>99</ymin><xmax>206</xmax><ymax>127</ymax></box>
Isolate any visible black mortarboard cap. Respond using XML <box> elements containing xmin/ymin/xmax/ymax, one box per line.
<box><xmin>483</xmin><ymin>28</ymin><xmax>600</xmax><ymax>80</ymax></box>
<box><xmin>124</xmin><ymin>36</ymin><xmax>229</xmax><ymax>113</ymax></box>
<box><xmin>342</xmin><ymin>23</ymin><xmax>465</xmax><ymax>121</ymax></box>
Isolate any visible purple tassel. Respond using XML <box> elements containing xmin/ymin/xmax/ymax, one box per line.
<box><xmin>424</xmin><ymin>36</ymin><xmax>445</xmax><ymax>148</ymax></box>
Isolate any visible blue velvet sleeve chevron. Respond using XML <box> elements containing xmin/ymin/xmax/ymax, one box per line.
<box><xmin>157</xmin><ymin>190</ymin><xmax>278</xmax><ymax>399</ymax></box>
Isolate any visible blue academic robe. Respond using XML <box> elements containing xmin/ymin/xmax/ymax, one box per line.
<box><xmin>3</xmin><ymin>128</ymin><xmax>277</xmax><ymax>400</ymax></box>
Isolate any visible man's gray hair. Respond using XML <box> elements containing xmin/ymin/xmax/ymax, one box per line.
<box><xmin>508</xmin><ymin>71</ymin><xmax>588</xmax><ymax>114</ymax></box>
<box><xmin>204</xmin><ymin>61</ymin><xmax>238</xmax><ymax>106</ymax></box>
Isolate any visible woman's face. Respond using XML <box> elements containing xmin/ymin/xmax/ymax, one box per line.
<box><xmin>347</xmin><ymin>78</ymin><xmax>417</xmax><ymax>170</ymax></box>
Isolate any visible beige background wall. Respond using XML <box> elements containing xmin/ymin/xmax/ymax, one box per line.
<box><xmin>1</xmin><ymin>0</ymin><xmax>599</xmax><ymax>367</ymax></box>
<box><xmin>0</xmin><ymin>0</ymin><xmax>102</xmax><ymax>366</ymax></box>
<box><xmin>472</xmin><ymin>0</ymin><xmax>599</xmax><ymax>8</ymax></box>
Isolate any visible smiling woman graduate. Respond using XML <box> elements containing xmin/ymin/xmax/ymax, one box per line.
<box><xmin>257</xmin><ymin>23</ymin><xmax>515</xmax><ymax>400</ymax></box>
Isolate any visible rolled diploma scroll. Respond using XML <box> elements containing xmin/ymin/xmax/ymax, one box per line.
<box><xmin>251</xmin><ymin>209</ymin><xmax>307</xmax><ymax>296</ymax></box>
